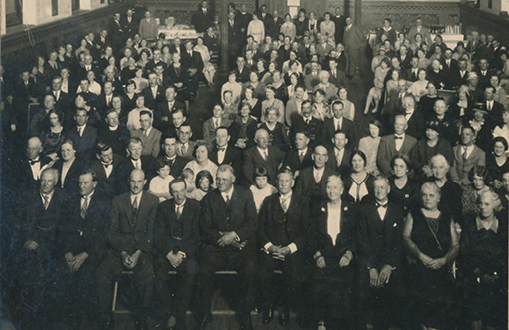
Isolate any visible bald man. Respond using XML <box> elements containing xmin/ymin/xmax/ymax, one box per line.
<box><xmin>96</xmin><ymin>169</ymin><xmax>159</xmax><ymax>329</ymax></box>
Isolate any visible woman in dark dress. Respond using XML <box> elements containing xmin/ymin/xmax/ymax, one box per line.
<box><xmin>458</xmin><ymin>190</ymin><xmax>508</xmax><ymax>330</ymax></box>
<box><xmin>259</xmin><ymin>106</ymin><xmax>290</xmax><ymax>151</ymax></box>
<box><xmin>403</xmin><ymin>182</ymin><xmax>460</xmax><ymax>330</ymax></box>
<box><xmin>486</xmin><ymin>136</ymin><xmax>509</xmax><ymax>192</ymax></box>
<box><xmin>388</xmin><ymin>154</ymin><xmax>420</xmax><ymax>211</ymax></box>
<box><xmin>410</xmin><ymin>121</ymin><xmax>454</xmax><ymax>180</ymax></box>
<box><xmin>343</xmin><ymin>151</ymin><xmax>375</xmax><ymax>204</ymax></box>
<box><xmin>229</xmin><ymin>102</ymin><xmax>258</xmax><ymax>150</ymax></box>
<box><xmin>419</xmin><ymin>82</ymin><xmax>441</xmax><ymax>119</ymax></box>
<box><xmin>429</xmin><ymin>154</ymin><xmax>463</xmax><ymax>224</ymax></box>
<box><xmin>41</xmin><ymin>109</ymin><xmax>67</xmax><ymax>159</ymax></box>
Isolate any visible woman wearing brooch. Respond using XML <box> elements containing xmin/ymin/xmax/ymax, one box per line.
<box><xmin>308</xmin><ymin>175</ymin><xmax>357</xmax><ymax>330</ymax></box>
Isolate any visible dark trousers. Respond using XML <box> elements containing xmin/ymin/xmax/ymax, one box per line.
<box><xmin>96</xmin><ymin>251</ymin><xmax>154</xmax><ymax>320</ymax></box>
<box><xmin>309</xmin><ymin>258</ymin><xmax>355</xmax><ymax>325</ymax></box>
<box><xmin>258</xmin><ymin>251</ymin><xmax>305</xmax><ymax>311</ymax></box>
<box><xmin>357</xmin><ymin>267</ymin><xmax>406</xmax><ymax>330</ymax></box>
<box><xmin>198</xmin><ymin>244</ymin><xmax>257</xmax><ymax>317</ymax></box>
<box><xmin>59</xmin><ymin>259</ymin><xmax>101</xmax><ymax>328</ymax></box>
<box><xmin>154</xmin><ymin>256</ymin><xmax>198</xmax><ymax>320</ymax></box>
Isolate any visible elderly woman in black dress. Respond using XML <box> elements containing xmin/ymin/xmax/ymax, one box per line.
<box><xmin>459</xmin><ymin>190</ymin><xmax>507</xmax><ymax>330</ymax></box>
<box><xmin>403</xmin><ymin>181</ymin><xmax>460</xmax><ymax>330</ymax></box>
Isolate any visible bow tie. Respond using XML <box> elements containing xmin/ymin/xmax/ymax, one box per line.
<box><xmin>102</xmin><ymin>162</ymin><xmax>112</xmax><ymax>168</ymax></box>
<box><xmin>29</xmin><ymin>159</ymin><xmax>40</xmax><ymax>165</ymax></box>
<box><xmin>218</xmin><ymin>147</ymin><xmax>226</xmax><ymax>152</ymax></box>
<box><xmin>376</xmin><ymin>202</ymin><xmax>388</xmax><ymax>208</ymax></box>
<box><xmin>395</xmin><ymin>136</ymin><xmax>403</xmax><ymax>140</ymax></box>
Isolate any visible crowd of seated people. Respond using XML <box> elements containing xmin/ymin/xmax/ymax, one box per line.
<box><xmin>1</xmin><ymin>2</ymin><xmax>509</xmax><ymax>330</ymax></box>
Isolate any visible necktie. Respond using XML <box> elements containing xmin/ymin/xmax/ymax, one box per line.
<box><xmin>462</xmin><ymin>146</ymin><xmax>468</xmax><ymax>161</ymax></box>
<box><xmin>132</xmin><ymin>196</ymin><xmax>138</xmax><ymax>211</ymax></box>
<box><xmin>298</xmin><ymin>151</ymin><xmax>304</xmax><ymax>163</ymax></box>
<box><xmin>77</xmin><ymin>126</ymin><xmax>82</xmax><ymax>136</ymax></box>
<box><xmin>280</xmin><ymin>196</ymin><xmax>289</xmax><ymax>213</ymax></box>
<box><xmin>42</xmin><ymin>194</ymin><xmax>50</xmax><ymax>210</ymax></box>
<box><xmin>176</xmin><ymin>205</ymin><xmax>182</xmax><ymax>219</ymax></box>
<box><xmin>488</xmin><ymin>102</ymin><xmax>492</xmax><ymax>111</ymax></box>
<box><xmin>81</xmin><ymin>196</ymin><xmax>89</xmax><ymax>219</ymax></box>
<box><xmin>224</xmin><ymin>195</ymin><xmax>230</xmax><ymax>209</ymax></box>
<box><xmin>263</xmin><ymin>150</ymin><xmax>268</xmax><ymax>161</ymax></box>
<box><xmin>181</xmin><ymin>144</ymin><xmax>187</xmax><ymax>156</ymax></box>
<box><xmin>314</xmin><ymin>170</ymin><xmax>321</xmax><ymax>183</ymax></box>
<box><xmin>144</xmin><ymin>130</ymin><xmax>149</xmax><ymax>137</ymax></box>
<box><xmin>305</xmin><ymin>118</ymin><xmax>310</xmax><ymax>125</ymax></box>
<box><xmin>54</xmin><ymin>91</ymin><xmax>59</xmax><ymax>101</ymax></box>
<box><xmin>214</xmin><ymin>118</ymin><xmax>219</xmax><ymax>129</ymax></box>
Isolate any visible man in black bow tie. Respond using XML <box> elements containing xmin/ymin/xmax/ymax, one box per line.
<box><xmin>18</xmin><ymin>137</ymin><xmax>51</xmax><ymax>194</ymax></box>
<box><xmin>357</xmin><ymin>176</ymin><xmax>406</xmax><ymax>329</ymax></box>
<box><xmin>157</xmin><ymin>136</ymin><xmax>189</xmax><ymax>179</ymax></box>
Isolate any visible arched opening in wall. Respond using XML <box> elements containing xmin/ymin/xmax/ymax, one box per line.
<box><xmin>5</xmin><ymin>0</ymin><xmax>23</xmax><ymax>27</ymax></box>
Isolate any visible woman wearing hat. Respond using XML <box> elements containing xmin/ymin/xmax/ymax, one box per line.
<box><xmin>450</xmin><ymin>85</ymin><xmax>474</xmax><ymax>120</ymax></box>
<box><xmin>410</xmin><ymin>120</ymin><xmax>454</xmax><ymax>180</ymax></box>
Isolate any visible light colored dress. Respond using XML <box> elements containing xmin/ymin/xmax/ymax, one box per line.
<box><xmin>319</xmin><ymin>20</ymin><xmax>335</xmax><ymax>38</ymax></box>
<box><xmin>280</xmin><ymin>22</ymin><xmax>297</xmax><ymax>41</ymax></box>
<box><xmin>247</xmin><ymin>19</ymin><xmax>265</xmax><ymax>44</ymax></box>
<box><xmin>358</xmin><ymin>136</ymin><xmax>381</xmax><ymax>175</ymax></box>
<box><xmin>341</xmin><ymin>100</ymin><xmax>356</xmax><ymax>121</ymax></box>
<box><xmin>149</xmin><ymin>175</ymin><xmax>175</xmax><ymax>202</ymax></box>
<box><xmin>183</xmin><ymin>160</ymin><xmax>218</xmax><ymax>187</ymax></box>
<box><xmin>250</xmin><ymin>184</ymin><xmax>278</xmax><ymax>213</ymax></box>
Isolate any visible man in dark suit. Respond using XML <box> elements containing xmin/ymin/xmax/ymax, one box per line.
<box><xmin>14</xmin><ymin>168</ymin><xmax>67</xmax><ymax>330</ymax></box>
<box><xmin>157</xmin><ymin>136</ymin><xmax>189</xmax><ymax>179</ymax></box>
<box><xmin>441</xmin><ymin>49</ymin><xmax>459</xmax><ymax>89</ymax></box>
<box><xmin>233</xmin><ymin>55</ymin><xmax>251</xmax><ymax>83</ymax></box>
<box><xmin>397</xmin><ymin>45</ymin><xmax>412</xmax><ymax>69</ymax></box>
<box><xmin>382</xmin><ymin>79</ymin><xmax>408</xmax><ymax>131</ymax></box>
<box><xmin>181</xmin><ymin>40</ymin><xmax>203</xmax><ymax>99</ymax></box>
<box><xmin>323</xmin><ymin>100</ymin><xmax>356</xmax><ymax>150</ymax></box>
<box><xmin>377</xmin><ymin>115</ymin><xmax>418</xmax><ymax>176</ymax></box>
<box><xmin>30</xmin><ymin>94</ymin><xmax>56</xmax><ymax>137</ymax></box>
<box><xmin>142</xmin><ymin>73</ymin><xmax>166</xmax><ymax>110</ymax></box>
<box><xmin>227</xmin><ymin>12</ymin><xmax>242</xmax><ymax>68</ymax></box>
<box><xmin>332</xmin><ymin>8</ymin><xmax>346</xmax><ymax>44</ymax></box>
<box><xmin>49</xmin><ymin>75</ymin><xmax>71</xmax><ymax>114</ymax></box>
<box><xmin>308</xmin><ymin>175</ymin><xmax>356</xmax><ymax>330</ymax></box>
<box><xmin>295</xmin><ymin>145</ymin><xmax>336</xmax><ymax>205</ymax></box>
<box><xmin>175</xmin><ymin>123</ymin><xmax>198</xmax><ymax>161</ymax></box>
<box><xmin>90</xmin><ymin>141</ymin><xmax>124</xmax><ymax>198</ymax></box>
<box><xmin>210</xmin><ymin>127</ymin><xmax>242</xmax><ymax>177</ymax></box>
<box><xmin>59</xmin><ymin>169</ymin><xmax>111</xmax><ymax>329</ymax></box>
<box><xmin>96</xmin><ymin>169</ymin><xmax>159</xmax><ymax>329</ymax></box>
<box><xmin>108</xmin><ymin>12</ymin><xmax>125</xmax><ymax>53</ymax></box>
<box><xmin>191</xmin><ymin>0</ymin><xmax>214</xmax><ymax>33</ymax></box>
<box><xmin>479</xmin><ymin>86</ymin><xmax>504</xmax><ymax>129</ymax></box>
<box><xmin>117</xmin><ymin>137</ymin><xmax>156</xmax><ymax>192</ymax></box>
<box><xmin>290</xmin><ymin>100</ymin><xmax>324</xmax><ymax>147</ymax></box>
<box><xmin>145</xmin><ymin>49</ymin><xmax>168</xmax><ymax>74</ymax></box>
<box><xmin>402</xmin><ymin>95</ymin><xmax>425</xmax><ymax>140</ymax></box>
<box><xmin>66</xmin><ymin>108</ymin><xmax>98</xmax><ymax>162</ymax></box>
<box><xmin>131</xmin><ymin>110</ymin><xmax>163</xmax><ymax>158</ymax></box>
<box><xmin>449</xmin><ymin>58</ymin><xmax>469</xmax><ymax>90</ymax></box>
<box><xmin>465</xmin><ymin>31</ymin><xmax>485</xmax><ymax>64</ymax></box>
<box><xmin>282</xmin><ymin>130</ymin><xmax>314</xmax><ymax>177</ymax></box>
<box><xmin>328</xmin><ymin>58</ymin><xmax>347</xmax><ymax>88</ymax></box>
<box><xmin>18</xmin><ymin>137</ymin><xmax>51</xmax><ymax>194</ymax></box>
<box><xmin>257</xmin><ymin>5</ymin><xmax>273</xmax><ymax>39</ymax></box>
<box><xmin>54</xmin><ymin>140</ymin><xmax>84</xmax><ymax>197</ymax></box>
<box><xmin>357</xmin><ymin>176</ymin><xmax>406</xmax><ymax>330</ymax></box>
<box><xmin>154</xmin><ymin>179</ymin><xmax>200</xmax><ymax>330</ymax></box>
<box><xmin>406</xmin><ymin>57</ymin><xmax>420</xmax><ymax>83</ymax></box>
<box><xmin>326</xmin><ymin>131</ymin><xmax>352</xmax><ymax>179</ymax></box>
<box><xmin>96</xmin><ymin>80</ymin><xmax>116</xmax><ymax>119</ymax></box>
<box><xmin>475</xmin><ymin>58</ymin><xmax>493</xmax><ymax>90</ymax></box>
<box><xmin>243</xmin><ymin>128</ymin><xmax>286</xmax><ymax>186</ymax></box>
<box><xmin>154</xmin><ymin>86</ymin><xmax>185</xmax><ymax>132</ymax></box>
<box><xmin>167</xmin><ymin>53</ymin><xmax>191</xmax><ymax>102</ymax></box>
<box><xmin>98</xmin><ymin>109</ymin><xmax>130</xmax><ymax>158</ymax></box>
<box><xmin>197</xmin><ymin>165</ymin><xmax>258</xmax><ymax>330</ymax></box>
<box><xmin>258</xmin><ymin>170</ymin><xmax>310</xmax><ymax>326</ymax></box>
<box><xmin>121</xmin><ymin>9</ymin><xmax>138</xmax><ymax>39</ymax></box>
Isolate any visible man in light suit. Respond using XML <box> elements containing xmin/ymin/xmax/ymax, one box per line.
<box><xmin>258</xmin><ymin>170</ymin><xmax>310</xmax><ymax>326</ymax></box>
<box><xmin>377</xmin><ymin>115</ymin><xmax>418</xmax><ymax>176</ymax></box>
<box><xmin>295</xmin><ymin>145</ymin><xmax>336</xmax><ymax>205</ymax></box>
<box><xmin>96</xmin><ymin>169</ymin><xmax>159</xmax><ymax>330</ymax></box>
<box><xmin>357</xmin><ymin>176</ymin><xmax>406</xmax><ymax>330</ymax></box>
<box><xmin>131</xmin><ymin>110</ymin><xmax>163</xmax><ymax>158</ymax></box>
<box><xmin>90</xmin><ymin>141</ymin><xmax>124</xmax><ymax>198</ymax></box>
<box><xmin>154</xmin><ymin>179</ymin><xmax>200</xmax><ymax>330</ymax></box>
<box><xmin>343</xmin><ymin>17</ymin><xmax>365</xmax><ymax>77</ymax></box>
<box><xmin>407</xmin><ymin>18</ymin><xmax>431</xmax><ymax>46</ymax></box>
<box><xmin>243</xmin><ymin>128</ymin><xmax>286</xmax><ymax>186</ymax></box>
<box><xmin>197</xmin><ymin>165</ymin><xmax>258</xmax><ymax>330</ymax></box>
<box><xmin>176</xmin><ymin>123</ymin><xmax>197</xmax><ymax>160</ymax></box>
<box><xmin>450</xmin><ymin>125</ymin><xmax>486</xmax><ymax>185</ymax></box>
<box><xmin>316</xmin><ymin>35</ymin><xmax>334</xmax><ymax>58</ymax></box>
<box><xmin>59</xmin><ymin>169</ymin><xmax>111</xmax><ymax>329</ymax></box>
<box><xmin>66</xmin><ymin>108</ymin><xmax>98</xmax><ymax>162</ymax></box>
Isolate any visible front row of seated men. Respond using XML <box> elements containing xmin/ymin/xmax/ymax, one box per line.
<box><xmin>13</xmin><ymin>157</ymin><xmax>507</xmax><ymax>330</ymax></box>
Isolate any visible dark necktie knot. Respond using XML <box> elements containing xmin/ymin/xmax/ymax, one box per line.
<box><xmin>395</xmin><ymin>136</ymin><xmax>403</xmax><ymax>140</ymax></box>
<box><xmin>376</xmin><ymin>202</ymin><xmax>387</xmax><ymax>208</ymax></box>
